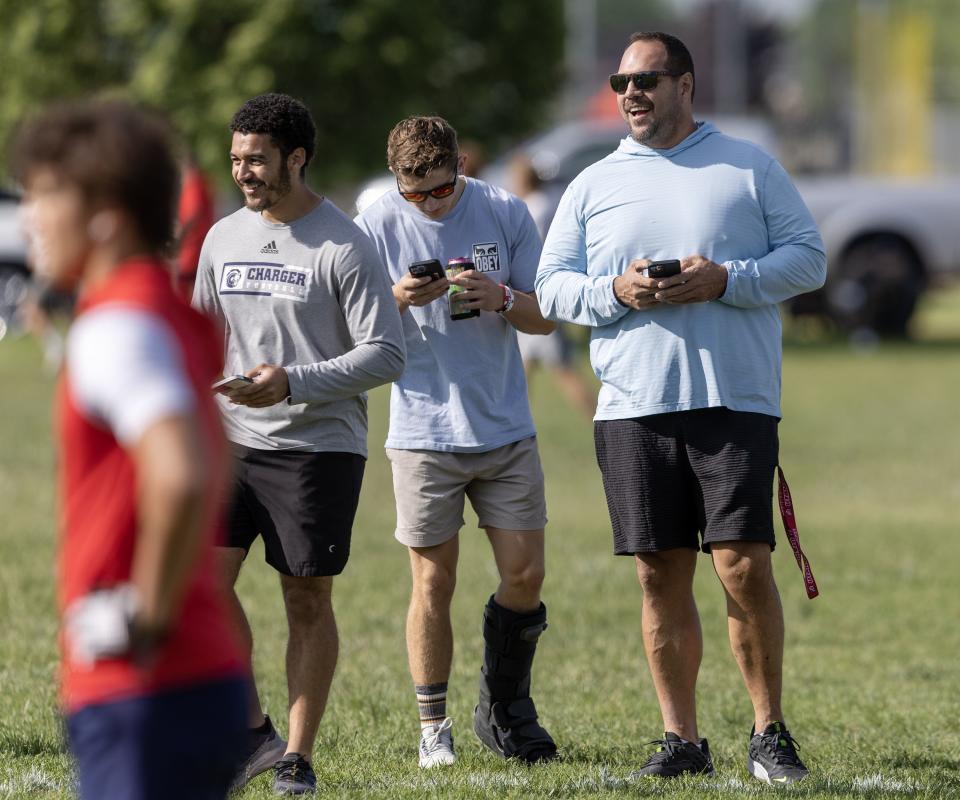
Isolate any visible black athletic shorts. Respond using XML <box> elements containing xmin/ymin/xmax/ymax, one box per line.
<box><xmin>594</xmin><ymin>408</ymin><xmax>778</xmax><ymax>555</ymax></box>
<box><xmin>227</xmin><ymin>444</ymin><xmax>366</xmax><ymax>577</ymax></box>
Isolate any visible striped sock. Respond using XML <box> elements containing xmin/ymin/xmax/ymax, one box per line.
<box><xmin>415</xmin><ymin>682</ymin><xmax>448</xmax><ymax>729</ymax></box>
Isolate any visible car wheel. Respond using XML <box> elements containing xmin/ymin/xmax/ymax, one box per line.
<box><xmin>827</xmin><ymin>235</ymin><xmax>924</xmax><ymax>338</ymax></box>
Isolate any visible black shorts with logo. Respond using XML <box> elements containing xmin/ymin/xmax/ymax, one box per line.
<box><xmin>594</xmin><ymin>408</ymin><xmax>778</xmax><ymax>555</ymax></box>
<box><xmin>227</xmin><ymin>444</ymin><xmax>366</xmax><ymax>577</ymax></box>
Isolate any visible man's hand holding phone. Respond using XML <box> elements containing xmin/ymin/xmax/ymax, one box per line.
<box><xmin>612</xmin><ymin>258</ymin><xmax>667</xmax><ymax>309</ymax></box>
<box><xmin>212</xmin><ymin>374</ymin><xmax>254</xmax><ymax>393</ymax></box>
<box><xmin>613</xmin><ymin>256</ymin><xmax>728</xmax><ymax>308</ymax></box>
<box><xmin>221</xmin><ymin>365</ymin><xmax>290</xmax><ymax>407</ymax></box>
<box><xmin>393</xmin><ymin>259</ymin><xmax>449</xmax><ymax>311</ymax></box>
<box><xmin>652</xmin><ymin>255</ymin><xmax>728</xmax><ymax>304</ymax></box>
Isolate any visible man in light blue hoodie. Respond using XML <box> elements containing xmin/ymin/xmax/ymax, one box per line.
<box><xmin>536</xmin><ymin>32</ymin><xmax>826</xmax><ymax>785</ymax></box>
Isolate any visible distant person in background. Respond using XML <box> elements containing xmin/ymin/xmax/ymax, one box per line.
<box><xmin>14</xmin><ymin>100</ymin><xmax>246</xmax><ymax>800</ymax></box>
<box><xmin>16</xmin><ymin>282</ymin><xmax>73</xmax><ymax>371</ymax></box>
<box><xmin>458</xmin><ymin>137</ymin><xmax>487</xmax><ymax>178</ymax></box>
<box><xmin>537</xmin><ymin>31</ymin><xmax>825</xmax><ymax>784</ymax></box>
<box><xmin>175</xmin><ymin>155</ymin><xmax>216</xmax><ymax>301</ymax></box>
<box><xmin>509</xmin><ymin>154</ymin><xmax>596</xmax><ymax>419</ymax></box>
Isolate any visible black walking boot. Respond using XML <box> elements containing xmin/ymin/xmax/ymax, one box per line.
<box><xmin>473</xmin><ymin>595</ymin><xmax>558</xmax><ymax>763</ymax></box>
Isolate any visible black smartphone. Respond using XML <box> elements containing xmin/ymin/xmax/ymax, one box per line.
<box><xmin>408</xmin><ymin>259</ymin><xmax>445</xmax><ymax>282</ymax></box>
<box><xmin>645</xmin><ymin>259</ymin><xmax>681</xmax><ymax>279</ymax></box>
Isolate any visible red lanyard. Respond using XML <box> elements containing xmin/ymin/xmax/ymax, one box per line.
<box><xmin>777</xmin><ymin>466</ymin><xmax>819</xmax><ymax>599</ymax></box>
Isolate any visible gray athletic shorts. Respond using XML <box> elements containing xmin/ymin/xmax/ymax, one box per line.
<box><xmin>386</xmin><ymin>437</ymin><xmax>548</xmax><ymax>548</ymax></box>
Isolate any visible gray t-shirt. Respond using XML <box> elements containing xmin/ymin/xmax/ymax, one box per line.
<box><xmin>193</xmin><ymin>200</ymin><xmax>405</xmax><ymax>456</ymax></box>
<box><xmin>355</xmin><ymin>178</ymin><xmax>541</xmax><ymax>452</ymax></box>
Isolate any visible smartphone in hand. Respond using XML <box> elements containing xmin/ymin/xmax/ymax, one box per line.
<box><xmin>408</xmin><ymin>259</ymin><xmax>445</xmax><ymax>282</ymax></box>
<box><xmin>644</xmin><ymin>259</ymin><xmax>681</xmax><ymax>279</ymax></box>
<box><xmin>212</xmin><ymin>375</ymin><xmax>253</xmax><ymax>393</ymax></box>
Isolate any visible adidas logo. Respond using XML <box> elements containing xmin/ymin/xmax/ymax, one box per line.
<box><xmin>260</xmin><ymin>240</ymin><xmax>279</xmax><ymax>254</ymax></box>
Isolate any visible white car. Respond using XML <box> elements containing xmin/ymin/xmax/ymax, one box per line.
<box><xmin>0</xmin><ymin>191</ymin><xmax>30</xmax><ymax>339</ymax></box>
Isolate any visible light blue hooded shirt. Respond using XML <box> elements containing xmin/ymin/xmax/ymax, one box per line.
<box><xmin>535</xmin><ymin>122</ymin><xmax>826</xmax><ymax>421</ymax></box>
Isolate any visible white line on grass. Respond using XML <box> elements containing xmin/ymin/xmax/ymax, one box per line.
<box><xmin>0</xmin><ymin>765</ymin><xmax>65</xmax><ymax>796</ymax></box>
<box><xmin>852</xmin><ymin>773</ymin><xmax>924</xmax><ymax>793</ymax></box>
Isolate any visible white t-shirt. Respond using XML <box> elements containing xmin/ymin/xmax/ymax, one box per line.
<box><xmin>66</xmin><ymin>307</ymin><xmax>195</xmax><ymax>445</ymax></box>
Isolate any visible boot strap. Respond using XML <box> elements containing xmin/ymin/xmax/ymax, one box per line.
<box><xmin>492</xmin><ymin>697</ymin><xmax>538</xmax><ymax>728</ymax></box>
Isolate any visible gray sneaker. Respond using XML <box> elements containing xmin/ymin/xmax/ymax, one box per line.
<box><xmin>231</xmin><ymin>715</ymin><xmax>288</xmax><ymax>791</ymax></box>
<box><xmin>273</xmin><ymin>753</ymin><xmax>316</xmax><ymax>795</ymax></box>
<box><xmin>748</xmin><ymin>722</ymin><xmax>809</xmax><ymax>785</ymax></box>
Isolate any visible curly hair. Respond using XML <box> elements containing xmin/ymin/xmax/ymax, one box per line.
<box><xmin>387</xmin><ymin>116</ymin><xmax>459</xmax><ymax>178</ymax></box>
<box><xmin>13</xmin><ymin>100</ymin><xmax>179</xmax><ymax>253</ymax></box>
<box><xmin>230</xmin><ymin>93</ymin><xmax>316</xmax><ymax>175</ymax></box>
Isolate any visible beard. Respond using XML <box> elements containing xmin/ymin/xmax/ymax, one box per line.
<box><xmin>627</xmin><ymin>91</ymin><xmax>684</xmax><ymax>147</ymax></box>
<box><xmin>242</xmin><ymin>160</ymin><xmax>293</xmax><ymax>212</ymax></box>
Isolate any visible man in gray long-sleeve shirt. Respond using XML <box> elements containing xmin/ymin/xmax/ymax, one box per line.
<box><xmin>193</xmin><ymin>93</ymin><xmax>404</xmax><ymax>795</ymax></box>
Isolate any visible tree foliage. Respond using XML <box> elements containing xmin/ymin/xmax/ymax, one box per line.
<box><xmin>1</xmin><ymin>0</ymin><xmax>564</xmax><ymax>188</ymax></box>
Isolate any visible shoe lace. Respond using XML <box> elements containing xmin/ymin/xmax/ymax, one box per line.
<box><xmin>759</xmin><ymin>729</ymin><xmax>803</xmax><ymax>767</ymax></box>
<box><xmin>642</xmin><ymin>737</ymin><xmax>683</xmax><ymax>767</ymax></box>
<box><xmin>422</xmin><ymin>717</ymin><xmax>454</xmax><ymax>754</ymax></box>
<box><xmin>275</xmin><ymin>755</ymin><xmax>307</xmax><ymax>781</ymax></box>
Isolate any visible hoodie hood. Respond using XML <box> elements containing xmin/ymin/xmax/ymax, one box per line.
<box><xmin>616</xmin><ymin>121</ymin><xmax>717</xmax><ymax>158</ymax></box>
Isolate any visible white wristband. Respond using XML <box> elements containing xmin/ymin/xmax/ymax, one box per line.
<box><xmin>498</xmin><ymin>284</ymin><xmax>516</xmax><ymax>314</ymax></box>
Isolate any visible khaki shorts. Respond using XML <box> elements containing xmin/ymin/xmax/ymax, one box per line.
<box><xmin>386</xmin><ymin>436</ymin><xmax>548</xmax><ymax>548</ymax></box>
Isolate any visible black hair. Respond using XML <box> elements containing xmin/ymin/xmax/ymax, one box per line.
<box><xmin>627</xmin><ymin>31</ymin><xmax>696</xmax><ymax>100</ymax></box>
<box><xmin>229</xmin><ymin>93</ymin><xmax>316</xmax><ymax>176</ymax></box>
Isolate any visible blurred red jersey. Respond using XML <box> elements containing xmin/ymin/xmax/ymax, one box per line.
<box><xmin>57</xmin><ymin>258</ymin><xmax>244</xmax><ymax>711</ymax></box>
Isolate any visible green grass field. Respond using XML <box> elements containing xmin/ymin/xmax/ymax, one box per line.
<box><xmin>2</xmin><ymin>291</ymin><xmax>959</xmax><ymax>799</ymax></box>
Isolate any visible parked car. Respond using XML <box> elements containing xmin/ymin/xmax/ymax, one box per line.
<box><xmin>478</xmin><ymin>118</ymin><xmax>960</xmax><ymax>336</ymax></box>
<box><xmin>0</xmin><ymin>190</ymin><xmax>30</xmax><ymax>339</ymax></box>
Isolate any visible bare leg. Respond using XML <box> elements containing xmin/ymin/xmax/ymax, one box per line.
<box><xmin>635</xmin><ymin>548</ymin><xmax>701</xmax><ymax>741</ymax></box>
<box><xmin>711</xmin><ymin>542</ymin><xmax>785</xmax><ymax>731</ymax></box>
<box><xmin>279</xmin><ymin>575</ymin><xmax>338</xmax><ymax>760</ymax></box>
<box><xmin>485</xmin><ymin>527</ymin><xmax>545</xmax><ymax>612</ymax></box>
<box><xmin>406</xmin><ymin>536</ymin><xmax>459</xmax><ymax>684</ymax></box>
<box><xmin>219</xmin><ymin>546</ymin><xmax>265</xmax><ymax>728</ymax></box>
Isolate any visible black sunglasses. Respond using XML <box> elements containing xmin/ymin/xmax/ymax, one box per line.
<box><xmin>396</xmin><ymin>173</ymin><xmax>458</xmax><ymax>203</ymax></box>
<box><xmin>609</xmin><ymin>71</ymin><xmax>683</xmax><ymax>94</ymax></box>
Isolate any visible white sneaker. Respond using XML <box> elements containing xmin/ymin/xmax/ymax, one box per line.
<box><xmin>418</xmin><ymin>717</ymin><xmax>456</xmax><ymax>768</ymax></box>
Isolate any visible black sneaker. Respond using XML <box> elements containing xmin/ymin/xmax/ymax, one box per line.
<box><xmin>231</xmin><ymin>715</ymin><xmax>288</xmax><ymax>791</ymax></box>
<box><xmin>273</xmin><ymin>753</ymin><xmax>316</xmax><ymax>795</ymax></box>
<box><xmin>748</xmin><ymin>722</ymin><xmax>809</xmax><ymax>785</ymax></box>
<box><xmin>630</xmin><ymin>732</ymin><xmax>715</xmax><ymax>778</ymax></box>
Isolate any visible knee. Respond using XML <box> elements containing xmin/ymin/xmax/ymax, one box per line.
<box><xmin>635</xmin><ymin>553</ymin><xmax>689</xmax><ymax>599</ymax></box>
<box><xmin>281</xmin><ymin>577</ymin><xmax>333</xmax><ymax>623</ymax></box>
<box><xmin>714</xmin><ymin>547</ymin><xmax>773</xmax><ymax>598</ymax></box>
<box><xmin>413</xmin><ymin>562</ymin><xmax>457</xmax><ymax>605</ymax></box>
<box><xmin>500</xmin><ymin>560</ymin><xmax>545</xmax><ymax>598</ymax></box>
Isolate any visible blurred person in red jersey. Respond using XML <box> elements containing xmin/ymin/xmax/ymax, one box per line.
<box><xmin>175</xmin><ymin>154</ymin><xmax>216</xmax><ymax>301</ymax></box>
<box><xmin>13</xmin><ymin>100</ymin><xmax>247</xmax><ymax>800</ymax></box>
